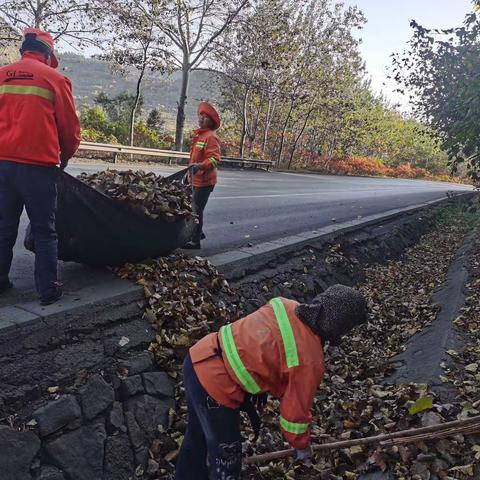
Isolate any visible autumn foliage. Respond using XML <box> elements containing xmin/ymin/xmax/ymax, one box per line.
<box><xmin>295</xmin><ymin>155</ymin><xmax>460</xmax><ymax>182</ymax></box>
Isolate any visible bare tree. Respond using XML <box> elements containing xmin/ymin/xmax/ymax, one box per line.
<box><xmin>134</xmin><ymin>0</ymin><xmax>249</xmax><ymax>150</ymax></box>
<box><xmin>0</xmin><ymin>0</ymin><xmax>104</xmax><ymax>47</ymax></box>
<box><xmin>101</xmin><ymin>1</ymin><xmax>170</xmax><ymax>146</ymax></box>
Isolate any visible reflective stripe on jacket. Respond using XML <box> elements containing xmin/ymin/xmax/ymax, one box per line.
<box><xmin>0</xmin><ymin>52</ymin><xmax>80</xmax><ymax>166</ymax></box>
<box><xmin>190</xmin><ymin>297</ymin><xmax>325</xmax><ymax>449</ymax></box>
<box><xmin>189</xmin><ymin>128</ymin><xmax>221</xmax><ymax>187</ymax></box>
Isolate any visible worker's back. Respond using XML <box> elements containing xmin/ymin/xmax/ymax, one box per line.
<box><xmin>191</xmin><ymin>297</ymin><xmax>325</xmax><ymax>448</ymax></box>
<box><xmin>0</xmin><ymin>52</ymin><xmax>79</xmax><ymax>166</ymax></box>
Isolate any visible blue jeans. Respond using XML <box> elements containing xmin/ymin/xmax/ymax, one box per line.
<box><xmin>175</xmin><ymin>355</ymin><xmax>242</xmax><ymax>480</ymax></box>
<box><xmin>0</xmin><ymin>161</ymin><xmax>59</xmax><ymax>298</ymax></box>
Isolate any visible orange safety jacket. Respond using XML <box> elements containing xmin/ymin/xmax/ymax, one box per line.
<box><xmin>0</xmin><ymin>52</ymin><xmax>80</xmax><ymax>167</ymax></box>
<box><xmin>190</xmin><ymin>297</ymin><xmax>325</xmax><ymax>449</ymax></box>
<box><xmin>189</xmin><ymin>128</ymin><xmax>221</xmax><ymax>187</ymax></box>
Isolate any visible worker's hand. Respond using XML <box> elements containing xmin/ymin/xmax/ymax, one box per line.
<box><xmin>294</xmin><ymin>446</ymin><xmax>313</xmax><ymax>466</ymax></box>
<box><xmin>190</xmin><ymin>163</ymin><xmax>201</xmax><ymax>174</ymax></box>
<box><xmin>251</xmin><ymin>392</ymin><xmax>268</xmax><ymax>413</ymax></box>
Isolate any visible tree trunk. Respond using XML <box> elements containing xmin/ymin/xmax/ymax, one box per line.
<box><xmin>277</xmin><ymin>100</ymin><xmax>295</xmax><ymax>167</ymax></box>
<box><xmin>35</xmin><ymin>0</ymin><xmax>44</xmax><ymax>27</ymax></box>
<box><xmin>261</xmin><ymin>98</ymin><xmax>275</xmax><ymax>156</ymax></box>
<box><xmin>129</xmin><ymin>60</ymin><xmax>147</xmax><ymax>147</ymax></box>
<box><xmin>247</xmin><ymin>93</ymin><xmax>263</xmax><ymax>154</ymax></box>
<box><xmin>175</xmin><ymin>59</ymin><xmax>190</xmax><ymax>152</ymax></box>
<box><xmin>328</xmin><ymin>138</ymin><xmax>337</xmax><ymax>157</ymax></box>
<box><xmin>239</xmin><ymin>88</ymin><xmax>250</xmax><ymax>158</ymax></box>
<box><xmin>287</xmin><ymin>103</ymin><xmax>316</xmax><ymax>169</ymax></box>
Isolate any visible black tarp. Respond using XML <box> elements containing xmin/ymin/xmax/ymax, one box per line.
<box><xmin>26</xmin><ymin>171</ymin><xmax>195</xmax><ymax>266</ymax></box>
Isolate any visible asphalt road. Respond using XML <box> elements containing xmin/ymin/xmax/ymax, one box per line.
<box><xmin>0</xmin><ymin>161</ymin><xmax>472</xmax><ymax>306</ymax></box>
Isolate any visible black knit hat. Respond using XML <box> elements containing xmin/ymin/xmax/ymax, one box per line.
<box><xmin>296</xmin><ymin>284</ymin><xmax>367</xmax><ymax>345</ymax></box>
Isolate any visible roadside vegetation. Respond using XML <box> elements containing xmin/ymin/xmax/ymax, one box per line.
<box><xmin>5</xmin><ymin>0</ymin><xmax>476</xmax><ymax>181</ymax></box>
<box><xmin>393</xmin><ymin>1</ymin><xmax>480</xmax><ymax>181</ymax></box>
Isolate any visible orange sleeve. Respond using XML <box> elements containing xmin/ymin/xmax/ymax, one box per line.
<box><xmin>199</xmin><ymin>134</ymin><xmax>221</xmax><ymax>172</ymax></box>
<box><xmin>54</xmin><ymin>76</ymin><xmax>81</xmax><ymax>162</ymax></box>
<box><xmin>279</xmin><ymin>365</ymin><xmax>323</xmax><ymax>449</ymax></box>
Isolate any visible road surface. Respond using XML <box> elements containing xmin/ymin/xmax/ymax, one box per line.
<box><xmin>0</xmin><ymin>162</ymin><xmax>471</xmax><ymax>306</ymax></box>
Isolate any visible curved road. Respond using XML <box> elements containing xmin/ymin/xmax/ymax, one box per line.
<box><xmin>0</xmin><ymin>162</ymin><xmax>471</xmax><ymax>306</ymax></box>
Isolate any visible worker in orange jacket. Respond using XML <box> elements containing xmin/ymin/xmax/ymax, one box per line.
<box><xmin>175</xmin><ymin>284</ymin><xmax>367</xmax><ymax>479</ymax></box>
<box><xmin>183</xmin><ymin>102</ymin><xmax>221</xmax><ymax>249</ymax></box>
<box><xmin>0</xmin><ymin>28</ymin><xmax>80</xmax><ymax>304</ymax></box>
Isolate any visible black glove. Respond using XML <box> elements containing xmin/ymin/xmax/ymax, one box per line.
<box><xmin>60</xmin><ymin>160</ymin><xmax>68</xmax><ymax>171</ymax></box>
<box><xmin>251</xmin><ymin>392</ymin><xmax>268</xmax><ymax>413</ymax></box>
<box><xmin>190</xmin><ymin>163</ymin><xmax>201</xmax><ymax>174</ymax></box>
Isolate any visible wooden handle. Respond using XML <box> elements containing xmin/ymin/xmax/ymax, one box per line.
<box><xmin>245</xmin><ymin>415</ymin><xmax>480</xmax><ymax>465</ymax></box>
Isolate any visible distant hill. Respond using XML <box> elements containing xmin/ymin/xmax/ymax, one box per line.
<box><xmin>58</xmin><ymin>53</ymin><xmax>221</xmax><ymax>129</ymax></box>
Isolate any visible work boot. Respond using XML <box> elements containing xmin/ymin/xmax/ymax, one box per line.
<box><xmin>0</xmin><ymin>280</ymin><xmax>13</xmax><ymax>294</ymax></box>
<box><xmin>183</xmin><ymin>241</ymin><xmax>201</xmax><ymax>250</ymax></box>
<box><xmin>40</xmin><ymin>287</ymin><xmax>63</xmax><ymax>306</ymax></box>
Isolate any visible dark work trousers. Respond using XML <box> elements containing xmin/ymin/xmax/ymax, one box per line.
<box><xmin>192</xmin><ymin>185</ymin><xmax>214</xmax><ymax>243</ymax></box>
<box><xmin>0</xmin><ymin>161</ymin><xmax>59</xmax><ymax>299</ymax></box>
<box><xmin>175</xmin><ymin>355</ymin><xmax>242</xmax><ymax>480</ymax></box>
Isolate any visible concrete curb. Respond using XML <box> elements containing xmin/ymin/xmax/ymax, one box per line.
<box><xmin>0</xmin><ymin>278</ymin><xmax>143</xmax><ymax>333</ymax></box>
<box><xmin>0</xmin><ymin>192</ymin><xmax>474</xmax><ymax>331</ymax></box>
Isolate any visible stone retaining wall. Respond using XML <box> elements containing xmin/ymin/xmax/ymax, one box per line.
<box><xmin>2</xmin><ymin>353</ymin><xmax>174</xmax><ymax>480</ymax></box>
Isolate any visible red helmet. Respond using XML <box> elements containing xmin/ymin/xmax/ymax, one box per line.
<box><xmin>23</xmin><ymin>28</ymin><xmax>59</xmax><ymax>68</ymax></box>
<box><xmin>198</xmin><ymin>102</ymin><xmax>221</xmax><ymax>130</ymax></box>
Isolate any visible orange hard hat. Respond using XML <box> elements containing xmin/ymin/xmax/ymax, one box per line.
<box><xmin>198</xmin><ymin>102</ymin><xmax>221</xmax><ymax>130</ymax></box>
<box><xmin>23</xmin><ymin>28</ymin><xmax>59</xmax><ymax>69</ymax></box>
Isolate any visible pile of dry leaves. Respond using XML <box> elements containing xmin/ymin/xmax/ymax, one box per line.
<box><xmin>78</xmin><ymin>169</ymin><xmax>195</xmax><ymax>222</ymax></box>
<box><xmin>119</xmin><ymin>207</ymin><xmax>480</xmax><ymax>479</ymax></box>
<box><xmin>116</xmin><ymin>254</ymin><xmax>239</xmax><ymax>374</ymax></box>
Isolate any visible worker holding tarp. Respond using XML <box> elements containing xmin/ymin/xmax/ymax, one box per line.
<box><xmin>175</xmin><ymin>284</ymin><xmax>368</xmax><ymax>479</ymax></box>
<box><xmin>0</xmin><ymin>28</ymin><xmax>80</xmax><ymax>305</ymax></box>
<box><xmin>183</xmin><ymin>101</ymin><xmax>221</xmax><ymax>250</ymax></box>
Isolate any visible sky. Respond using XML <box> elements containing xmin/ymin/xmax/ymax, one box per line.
<box><xmin>342</xmin><ymin>0</ymin><xmax>474</xmax><ymax>108</ymax></box>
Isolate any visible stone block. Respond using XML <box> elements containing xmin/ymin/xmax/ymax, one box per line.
<box><xmin>124</xmin><ymin>411</ymin><xmax>145</xmax><ymax>450</ymax></box>
<box><xmin>107</xmin><ymin>401</ymin><xmax>126</xmax><ymax>434</ymax></box>
<box><xmin>80</xmin><ymin>374</ymin><xmax>114</xmax><ymax>420</ymax></box>
<box><xmin>0</xmin><ymin>426</ymin><xmax>40</xmax><ymax>480</ymax></box>
<box><xmin>142</xmin><ymin>372</ymin><xmax>174</xmax><ymax>398</ymax></box>
<box><xmin>119</xmin><ymin>352</ymin><xmax>154</xmax><ymax>376</ymax></box>
<box><xmin>124</xmin><ymin>394</ymin><xmax>173</xmax><ymax>443</ymax></box>
<box><xmin>104</xmin><ymin>434</ymin><xmax>135</xmax><ymax>480</ymax></box>
<box><xmin>45</xmin><ymin>423</ymin><xmax>106</xmax><ymax>480</ymax></box>
<box><xmin>38</xmin><ymin>466</ymin><xmax>65</xmax><ymax>480</ymax></box>
<box><xmin>120</xmin><ymin>375</ymin><xmax>144</xmax><ymax>398</ymax></box>
<box><xmin>33</xmin><ymin>395</ymin><xmax>82</xmax><ymax>437</ymax></box>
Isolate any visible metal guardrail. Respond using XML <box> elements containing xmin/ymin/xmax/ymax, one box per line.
<box><xmin>78</xmin><ymin>141</ymin><xmax>274</xmax><ymax>170</ymax></box>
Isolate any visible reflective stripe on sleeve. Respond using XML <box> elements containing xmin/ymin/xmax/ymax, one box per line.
<box><xmin>208</xmin><ymin>157</ymin><xmax>218</xmax><ymax>168</ymax></box>
<box><xmin>270</xmin><ymin>298</ymin><xmax>299</xmax><ymax>368</ymax></box>
<box><xmin>0</xmin><ymin>84</ymin><xmax>54</xmax><ymax>101</ymax></box>
<box><xmin>196</xmin><ymin>141</ymin><xmax>206</xmax><ymax>148</ymax></box>
<box><xmin>220</xmin><ymin>324</ymin><xmax>261</xmax><ymax>394</ymax></box>
<box><xmin>280</xmin><ymin>416</ymin><xmax>309</xmax><ymax>435</ymax></box>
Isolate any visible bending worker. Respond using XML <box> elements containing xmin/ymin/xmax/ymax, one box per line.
<box><xmin>175</xmin><ymin>284</ymin><xmax>367</xmax><ymax>479</ymax></box>
<box><xmin>0</xmin><ymin>28</ymin><xmax>80</xmax><ymax>304</ymax></box>
<box><xmin>184</xmin><ymin>101</ymin><xmax>221</xmax><ymax>250</ymax></box>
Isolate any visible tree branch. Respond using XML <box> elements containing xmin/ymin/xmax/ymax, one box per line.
<box><xmin>189</xmin><ymin>0</ymin><xmax>249</xmax><ymax>68</ymax></box>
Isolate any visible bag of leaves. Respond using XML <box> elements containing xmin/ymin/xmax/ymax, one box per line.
<box><xmin>23</xmin><ymin>171</ymin><xmax>196</xmax><ymax>266</ymax></box>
